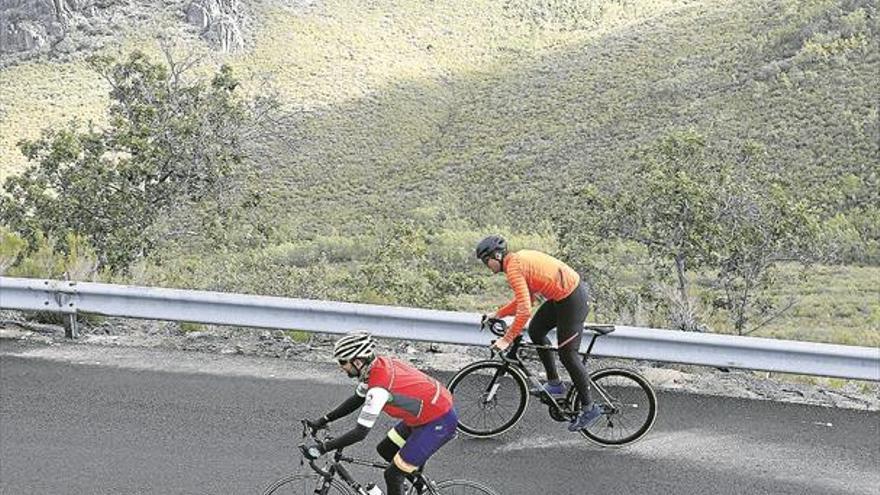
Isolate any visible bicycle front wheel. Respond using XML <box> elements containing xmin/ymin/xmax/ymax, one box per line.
<box><xmin>411</xmin><ymin>479</ymin><xmax>500</xmax><ymax>495</ymax></box>
<box><xmin>568</xmin><ymin>368</ymin><xmax>657</xmax><ymax>446</ymax></box>
<box><xmin>447</xmin><ymin>360</ymin><xmax>528</xmax><ymax>438</ymax></box>
<box><xmin>261</xmin><ymin>473</ymin><xmax>353</xmax><ymax>495</ymax></box>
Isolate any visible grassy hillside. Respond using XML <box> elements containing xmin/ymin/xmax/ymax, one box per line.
<box><xmin>239</xmin><ymin>0</ymin><xmax>877</xmax><ymax>233</ymax></box>
<box><xmin>1</xmin><ymin>0</ymin><xmax>877</xmax><ymax>345</ymax></box>
<box><xmin>3</xmin><ymin>0</ymin><xmax>875</xmax><ymax>217</ymax></box>
<box><xmin>758</xmin><ymin>264</ymin><xmax>879</xmax><ymax>346</ymax></box>
<box><xmin>0</xmin><ymin>62</ymin><xmax>108</xmax><ymax>183</ymax></box>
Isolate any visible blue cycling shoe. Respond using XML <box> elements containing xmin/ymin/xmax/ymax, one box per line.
<box><xmin>568</xmin><ymin>403</ymin><xmax>603</xmax><ymax>431</ymax></box>
<box><xmin>528</xmin><ymin>380</ymin><xmax>566</xmax><ymax>398</ymax></box>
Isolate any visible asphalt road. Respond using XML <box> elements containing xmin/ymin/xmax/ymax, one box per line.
<box><xmin>1</xmin><ymin>341</ymin><xmax>878</xmax><ymax>495</ymax></box>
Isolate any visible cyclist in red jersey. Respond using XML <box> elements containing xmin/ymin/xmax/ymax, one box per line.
<box><xmin>476</xmin><ymin>234</ymin><xmax>603</xmax><ymax>431</ymax></box>
<box><xmin>304</xmin><ymin>333</ymin><xmax>458</xmax><ymax>495</ymax></box>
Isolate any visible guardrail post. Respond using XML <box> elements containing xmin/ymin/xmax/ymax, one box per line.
<box><xmin>63</xmin><ymin>313</ymin><xmax>78</xmax><ymax>339</ymax></box>
<box><xmin>54</xmin><ymin>280</ymin><xmax>78</xmax><ymax>339</ymax></box>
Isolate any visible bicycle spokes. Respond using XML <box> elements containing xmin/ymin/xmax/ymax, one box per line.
<box><xmin>572</xmin><ymin>369</ymin><xmax>657</xmax><ymax>446</ymax></box>
<box><xmin>447</xmin><ymin>361</ymin><xmax>529</xmax><ymax>438</ymax></box>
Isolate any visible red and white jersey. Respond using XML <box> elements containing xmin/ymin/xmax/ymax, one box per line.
<box><xmin>355</xmin><ymin>356</ymin><xmax>453</xmax><ymax>427</ymax></box>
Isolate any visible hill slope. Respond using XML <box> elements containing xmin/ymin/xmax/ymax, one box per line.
<box><xmin>242</xmin><ymin>0</ymin><xmax>878</xmax><ymax>233</ymax></box>
<box><xmin>1</xmin><ymin>0</ymin><xmax>877</xmax><ymax>342</ymax></box>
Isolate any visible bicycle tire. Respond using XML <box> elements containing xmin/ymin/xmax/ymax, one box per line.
<box><xmin>261</xmin><ymin>473</ymin><xmax>353</xmax><ymax>495</ymax></box>
<box><xmin>567</xmin><ymin>368</ymin><xmax>658</xmax><ymax>446</ymax></box>
<box><xmin>447</xmin><ymin>360</ymin><xmax>529</xmax><ymax>438</ymax></box>
<box><xmin>409</xmin><ymin>479</ymin><xmax>501</xmax><ymax>495</ymax></box>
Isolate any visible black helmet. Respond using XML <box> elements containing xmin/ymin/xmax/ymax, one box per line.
<box><xmin>475</xmin><ymin>235</ymin><xmax>507</xmax><ymax>260</ymax></box>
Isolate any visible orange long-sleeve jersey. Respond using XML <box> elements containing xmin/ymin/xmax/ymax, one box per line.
<box><xmin>496</xmin><ymin>250</ymin><xmax>581</xmax><ymax>343</ymax></box>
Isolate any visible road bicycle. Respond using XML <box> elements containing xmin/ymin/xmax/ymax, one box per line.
<box><xmin>261</xmin><ymin>420</ymin><xmax>500</xmax><ymax>495</ymax></box>
<box><xmin>447</xmin><ymin>319</ymin><xmax>657</xmax><ymax>446</ymax></box>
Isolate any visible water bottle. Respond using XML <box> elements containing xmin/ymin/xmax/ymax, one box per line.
<box><xmin>362</xmin><ymin>483</ymin><xmax>383</xmax><ymax>495</ymax></box>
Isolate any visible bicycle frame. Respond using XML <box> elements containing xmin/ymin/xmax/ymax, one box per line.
<box><xmin>486</xmin><ymin>326</ymin><xmax>614</xmax><ymax>417</ymax></box>
<box><xmin>304</xmin><ymin>449</ymin><xmax>390</xmax><ymax>494</ymax></box>
<box><xmin>299</xmin><ymin>422</ymin><xmax>439</xmax><ymax>495</ymax></box>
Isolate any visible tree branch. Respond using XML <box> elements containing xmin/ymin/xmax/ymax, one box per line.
<box><xmin>742</xmin><ymin>298</ymin><xmax>799</xmax><ymax>336</ymax></box>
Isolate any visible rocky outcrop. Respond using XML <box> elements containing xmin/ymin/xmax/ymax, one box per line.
<box><xmin>0</xmin><ymin>0</ymin><xmax>78</xmax><ymax>55</ymax></box>
<box><xmin>0</xmin><ymin>0</ymin><xmax>245</xmax><ymax>62</ymax></box>
<box><xmin>184</xmin><ymin>0</ymin><xmax>243</xmax><ymax>52</ymax></box>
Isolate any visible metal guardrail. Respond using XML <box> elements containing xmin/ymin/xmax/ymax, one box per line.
<box><xmin>1</xmin><ymin>276</ymin><xmax>878</xmax><ymax>381</ymax></box>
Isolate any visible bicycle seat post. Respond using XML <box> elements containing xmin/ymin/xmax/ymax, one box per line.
<box><xmin>581</xmin><ymin>324</ymin><xmax>612</xmax><ymax>356</ymax></box>
<box><xmin>583</xmin><ymin>332</ymin><xmax>599</xmax><ymax>358</ymax></box>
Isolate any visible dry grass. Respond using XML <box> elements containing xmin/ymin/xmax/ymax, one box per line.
<box><xmin>0</xmin><ymin>60</ymin><xmax>108</xmax><ymax>182</ymax></box>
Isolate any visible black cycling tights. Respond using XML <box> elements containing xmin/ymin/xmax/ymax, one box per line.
<box><xmin>527</xmin><ymin>281</ymin><xmax>592</xmax><ymax>406</ymax></box>
<box><xmin>377</xmin><ymin>437</ymin><xmax>426</xmax><ymax>495</ymax></box>
<box><xmin>383</xmin><ymin>464</ymin><xmax>408</xmax><ymax>495</ymax></box>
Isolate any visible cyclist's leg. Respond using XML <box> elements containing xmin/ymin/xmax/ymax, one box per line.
<box><xmin>556</xmin><ymin>281</ymin><xmax>591</xmax><ymax>406</ymax></box>
<box><xmin>527</xmin><ymin>302</ymin><xmax>560</xmax><ymax>382</ymax></box>
<box><xmin>379</xmin><ymin>422</ymin><xmax>426</xmax><ymax>494</ymax></box>
<box><xmin>377</xmin><ymin>422</ymin><xmax>410</xmax><ymax>462</ymax></box>
<box><xmin>389</xmin><ymin>409</ymin><xmax>458</xmax><ymax>494</ymax></box>
<box><xmin>383</xmin><ymin>464</ymin><xmax>409</xmax><ymax>495</ymax></box>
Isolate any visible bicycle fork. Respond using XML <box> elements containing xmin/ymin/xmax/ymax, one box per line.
<box><xmin>483</xmin><ymin>367</ymin><xmax>507</xmax><ymax>403</ymax></box>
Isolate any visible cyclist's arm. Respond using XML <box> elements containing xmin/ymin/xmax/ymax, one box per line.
<box><xmin>498</xmin><ymin>258</ymin><xmax>531</xmax><ymax>343</ymax></box>
<box><xmin>496</xmin><ymin>299</ymin><xmax>517</xmax><ymax>318</ymax></box>
<box><xmin>496</xmin><ymin>294</ymin><xmax>537</xmax><ymax>319</ymax></box>
<box><xmin>320</xmin><ymin>387</ymin><xmax>390</xmax><ymax>453</ymax></box>
<box><xmin>323</xmin><ymin>393</ymin><xmax>366</xmax><ymax>422</ymax></box>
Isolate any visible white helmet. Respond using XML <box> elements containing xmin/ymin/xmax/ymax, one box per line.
<box><xmin>333</xmin><ymin>333</ymin><xmax>376</xmax><ymax>361</ymax></box>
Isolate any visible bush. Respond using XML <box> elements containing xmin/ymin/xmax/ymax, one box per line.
<box><xmin>0</xmin><ymin>226</ymin><xmax>26</xmax><ymax>275</ymax></box>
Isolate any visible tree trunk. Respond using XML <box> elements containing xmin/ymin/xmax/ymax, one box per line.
<box><xmin>675</xmin><ymin>253</ymin><xmax>690</xmax><ymax>316</ymax></box>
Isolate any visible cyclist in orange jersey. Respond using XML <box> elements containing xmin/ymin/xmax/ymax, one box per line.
<box><xmin>476</xmin><ymin>234</ymin><xmax>602</xmax><ymax>431</ymax></box>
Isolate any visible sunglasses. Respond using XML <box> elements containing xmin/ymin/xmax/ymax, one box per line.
<box><xmin>337</xmin><ymin>359</ymin><xmax>349</xmax><ymax>366</ymax></box>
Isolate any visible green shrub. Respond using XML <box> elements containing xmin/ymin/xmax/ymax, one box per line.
<box><xmin>285</xmin><ymin>330</ymin><xmax>311</xmax><ymax>342</ymax></box>
<box><xmin>7</xmin><ymin>233</ymin><xmax>65</xmax><ymax>279</ymax></box>
<box><xmin>0</xmin><ymin>226</ymin><xmax>26</xmax><ymax>275</ymax></box>
<box><xmin>180</xmin><ymin>322</ymin><xmax>205</xmax><ymax>333</ymax></box>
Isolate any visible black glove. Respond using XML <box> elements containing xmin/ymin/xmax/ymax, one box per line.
<box><xmin>481</xmin><ymin>316</ymin><xmax>507</xmax><ymax>336</ymax></box>
<box><xmin>306</xmin><ymin>416</ymin><xmax>329</xmax><ymax>431</ymax></box>
<box><xmin>302</xmin><ymin>442</ymin><xmax>324</xmax><ymax>461</ymax></box>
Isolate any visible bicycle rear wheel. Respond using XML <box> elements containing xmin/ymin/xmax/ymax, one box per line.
<box><xmin>262</xmin><ymin>474</ymin><xmax>352</xmax><ymax>495</ymax></box>
<box><xmin>410</xmin><ymin>479</ymin><xmax>500</xmax><ymax>495</ymax></box>
<box><xmin>446</xmin><ymin>360</ymin><xmax>528</xmax><ymax>438</ymax></box>
<box><xmin>568</xmin><ymin>368</ymin><xmax>657</xmax><ymax>446</ymax></box>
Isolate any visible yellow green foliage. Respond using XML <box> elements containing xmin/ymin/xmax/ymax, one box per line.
<box><xmin>179</xmin><ymin>322</ymin><xmax>206</xmax><ymax>333</ymax></box>
<box><xmin>0</xmin><ymin>61</ymin><xmax>109</xmax><ymax>182</ymax></box>
<box><xmin>1</xmin><ymin>0</ymin><xmax>876</xmax><ymax>346</ymax></box>
<box><xmin>6</xmin><ymin>233</ymin><xmax>99</xmax><ymax>281</ymax></box>
<box><xmin>0</xmin><ymin>226</ymin><xmax>26</xmax><ymax>274</ymax></box>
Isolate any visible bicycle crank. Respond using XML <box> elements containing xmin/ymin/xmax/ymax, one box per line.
<box><xmin>548</xmin><ymin>402</ymin><xmax>575</xmax><ymax>422</ymax></box>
